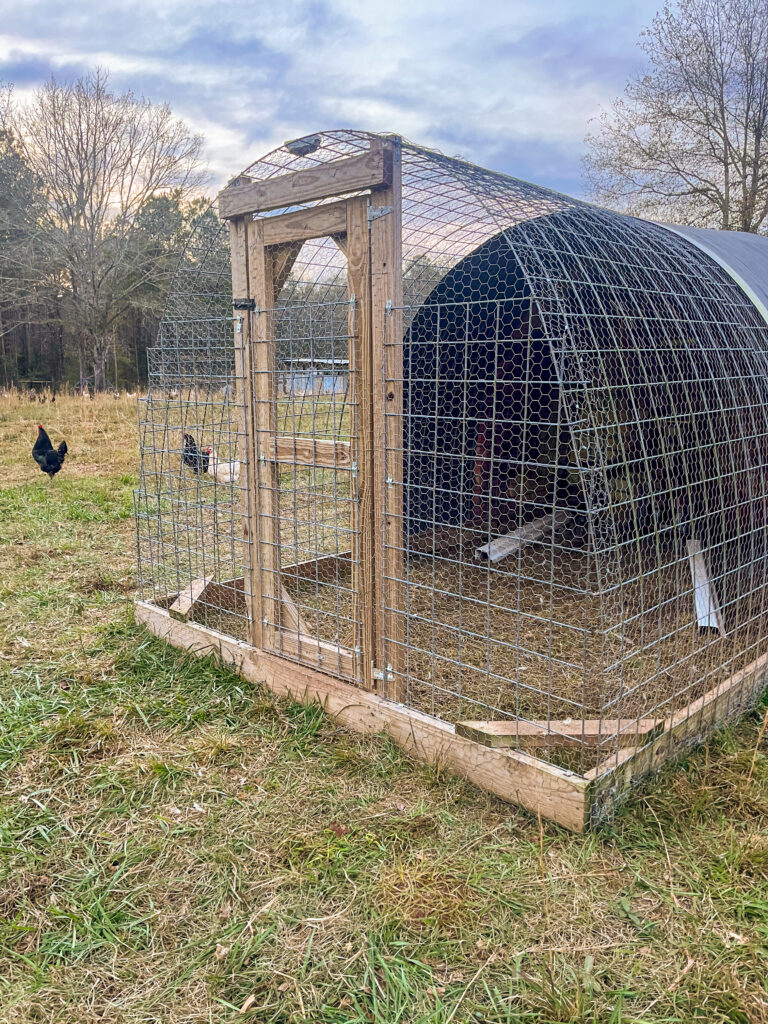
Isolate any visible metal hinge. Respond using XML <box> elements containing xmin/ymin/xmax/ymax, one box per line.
<box><xmin>232</xmin><ymin>298</ymin><xmax>256</xmax><ymax>311</ymax></box>
<box><xmin>368</xmin><ymin>204</ymin><xmax>393</xmax><ymax>225</ymax></box>
<box><xmin>372</xmin><ymin>664</ymin><xmax>394</xmax><ymax>683</ymax></box>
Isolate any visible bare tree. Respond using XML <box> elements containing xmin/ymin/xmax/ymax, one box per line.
<box><xmin>584</xmin><ymin>0</ymin><xmax>768</xmax><ymax>231</ymax></box>
<box><xmin>6</xmin><ymin>69</ymin><xmax>206</xmax><ymax>387</ymax></box>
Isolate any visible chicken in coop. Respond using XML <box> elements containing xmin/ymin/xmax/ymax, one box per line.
<box><xmin>205</xmin><ymin>447</ymin><xmax>241</xmax><ymax>485</ymax></box>
<box><xmin>182</xmin><ymin>433</ymin><xmax>210</xmax><ymax>475</ymax></box>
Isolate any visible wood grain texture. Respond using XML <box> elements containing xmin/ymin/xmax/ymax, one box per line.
<box><xmin>135</xmin><ymin>600</ymin><xmax>590</xmax><ymax>831</ymax></box>
<box><xmin>261</xmin><ymin>200</ymin><xmax>348</xmax><ymax>245</ymax></box>
<box><xmin>168</xmin><ymin>578</ymin><xmax>212</xmax><ymax>621</ymax></box>
<box><xmin>344</xmin><ymin>197</ymin><xmax>375</xmax><ymax>690</ymax></box>
<box><xmin>371</xmin><ymin>138</ymin><xmax>404</xmax><ymax>701</ymax></box>
<box><xmin>218</xmin><ymin>145</ymin><xmax>391</xmax><ymax>218</ymax></box>
<box><xmin>272</xmin><ymin>435</ymin><xmax>352</xmax><ymax>468</ymax></box>
<box><xmin>457</xmin><ymin>718</ymin><xmax>661</xmax><ymax>749</ymax></box>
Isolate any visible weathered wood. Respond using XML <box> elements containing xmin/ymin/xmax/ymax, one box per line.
<box><xmin>271</xmin><ymin>242</ymin><xmax>302</xmax><ymax>300</ymax></box>
<box><xmin>457</xmin><ymin>718</ymin><xmax>661</xmax><ymax>749</ymax></box>
<box><xmin>169</xmin><ymin>578</ymin><xmax>212</xmax><ymax>621</ymax></box>
<box><xmin>371</xmin><ymin>138</ymin><xmax>404</xmax><ymax>701</ymax></box>
<box><xmin>218</xmin><ymin>145</ymin><xmax>391</xmax><ymax>218</ymax></box>
<box><xmin>135</xmin><ymin>600</ymin><xmax>590</xmax><ymax>831</ymax></box>
<box><xmin>344</xmin><ymin>197</ymin><xmax>376</xmax><ymax>690</ymax></box>
<box><xmin>585</xmin><ymin>650</ymin><xmax>768</xmax><ymax>822</ymax></box>
<box><xmin>228</xmin><ymin>218</ymin><xmax>261</xmax><ymax>647</ymax></box>
<box><xmin>280</xmin><ymin>584</ymin><xmax>311</xmax><ymax>635</ymax></box>
<box><xmin>475</xmin><ymin>511</ymin><xmax>570</xmax><ymax>563</ymax></box>
<box><xmin>261</xmin><ymin>200</ymin><xmax>348</xmax><ymax>246</ymax></box>
<box><xmin>248</xmin><ymin>219</ymin><xmax>280</xmax><ymax>650</ymax></box>
<box><xmin>272</xmin><ymin>435</ymin><xmax>352</xmax><ymax>468</ymax></box>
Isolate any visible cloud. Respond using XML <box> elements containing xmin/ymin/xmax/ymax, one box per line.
<box><xmin>0</xmin><ymin>0</ymin><xmax>660</xmax><ymax>196</ymax></box>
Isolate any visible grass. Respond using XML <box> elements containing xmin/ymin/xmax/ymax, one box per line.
<box><xmin>1</xmin><ymin>391</ymin><xmax>768</xmax><ymax>1022</ymax></box>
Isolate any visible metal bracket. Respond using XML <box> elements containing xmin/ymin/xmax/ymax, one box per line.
<box><xmin>372</xmin><ymin>664</ymin><xmax>394</xmax><ymax>683</ymax></box>
<box><xmin>232</xmin><ymin>298</ymin><xmax>256</xmax><ymax>311</ymax></box>
<box><xmin>368</xmin><ymin>205</ymin><xmax>393</xmax><ymax>225</ymax></box>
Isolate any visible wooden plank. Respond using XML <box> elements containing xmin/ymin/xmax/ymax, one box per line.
<box><xmin>345</xmin><ymin>196</ymin><xmax>376</xmax><ymax>691</ymax></box>
<box><xmin>218</xmin><ymin>145</ymin><xmax>391</xmax><ymax>218</ymax></box>
<box><xmin>283</xmin><ymin>550</ymin><xmax>353</xmax><ymax>583</ymax></box>
<box><xmin>228</xmin><ymin>218</ymin><xmax>261</xmax><ymax>647</ymax></box>
<box><xmin>168</xmin><ymin>577</ymin><xmax>212</xmax><ymax>621</ymax></box>
<box><xmin>247</xmin><ymin>219</ymin><xmax>280</xmax><ymax>650</ymax></box>
<box><xmin>371</xmin><ymin>138</ymin><xmax>404</xmax><ymax>701</ymax></box>
<box><xmin>475</xmin><ymin>511</ymin><xmax>569</xmax><ymax>563</ymax></box>
<box><xmin>457</xmin><ymin>718</ymin><xmax>661</xmax><ymax>749</ymax></box>
<box><xmin>280</xmin><ymin>584</ymin><xmax>311</xmax><ymax>635</ymax></box>
<box><xmin>261</xmin><ymin>200</ymin><xmax>348</xmax><ymax>246</ymax></box>
<box><xmin>687</xmin><ymin>538</ymin><xmax>727</xmax><ymax>637</ymax></box>
<box><xmin>271</xmin><ymin>242</ymin><xmax>302</xmax><ymax>300</ymax></box>
<box><xmin>135</xmin><ymin>600</ymin><xmax>590</xmax><ymax>831</ymax></box>
<box><xmin>272</xmin><ymin>435</ymin><xmax>352</xmax><ymax>468</ymax></box>
<box><xmin>585</xmin><ymin>650</ymin><xmax>768</xmax><ymax>823</ymax></box>
<box><xmin>278</xmin><ymin>628</ymin><xmax>357</xmax><ymax>679</ymax></box>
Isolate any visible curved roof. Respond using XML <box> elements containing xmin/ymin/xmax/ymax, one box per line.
<box><xmin>659</xmin><ymin>223</ymin><xmax>768</xmax><ymax>327</ymax></box>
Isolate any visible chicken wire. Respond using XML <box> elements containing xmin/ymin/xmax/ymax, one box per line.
<box><xmin>137</xmin><ymin>130</ymin><xmax>768</xmax><ymax>778</ymax></box>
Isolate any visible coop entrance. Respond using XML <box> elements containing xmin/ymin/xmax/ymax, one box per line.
<box><xmin>231</xmin><ymin>197</ymin><xmax>380</xmax><ymax>687</ymax></box>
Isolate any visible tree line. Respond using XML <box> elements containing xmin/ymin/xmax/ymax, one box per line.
<box><xmin>2</xmin><ymin>0</ymin><xmax>766</xmax><ymax>392</ymax></box>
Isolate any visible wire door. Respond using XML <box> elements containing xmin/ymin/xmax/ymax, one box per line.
<box><xmin>255</xmin><ymin>293</ymin><xmax>363</xmax><ymax>683</ymax></box>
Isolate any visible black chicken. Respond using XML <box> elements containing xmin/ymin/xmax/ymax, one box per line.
<box><xmin>33</xmin><ymin>425</ymin><xmax>68</xmax><ymax>478</ymax></box>
<box><xmin>182</xmin><ymin>433</ymin><xmax>209</xmax><ymax>475</ymax></box>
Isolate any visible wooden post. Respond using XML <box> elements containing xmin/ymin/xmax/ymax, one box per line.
<box><xmin>246</xmin><ymin>219</ymin><xmax>280</xmax><ymax>651</ymax></box>
<box><xmin>228</xmin><ymin>218</ymin><xmax>261</xmax><ymax>647</ymax></box>
<box><xmin>345</xmin><ymin>197</ymin><xmax>376</xmax><ymax>690</ymax></box>
<box><xmin>371</xmin><ymin>138</ymin><xmax>405</xmax><ymax>700</ymax></box>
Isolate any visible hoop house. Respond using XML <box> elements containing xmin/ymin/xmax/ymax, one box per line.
<box><xmin>135</xmin><ymin>131</ymin><xmax>768</xmax><ymax>829</ymax></box>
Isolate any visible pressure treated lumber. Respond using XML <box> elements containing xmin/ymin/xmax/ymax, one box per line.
<box><xmin>135</xmin><ymin>600</ymin><xmax>590</xmax><ymax>831</ymax></box>
<box><xmin>271</xmin><ymin>435</ymin><xmax>352</xmax><ymax>468</ymax></box>
<box><xmin>261</xmin><ymin>200</ymin><xmax>348</xmax><ymax>246</ymax></box>
<box><xmin>371</xmin><ymin>138</ymin><xmax>404</xmax><ymax>700</ymax></box>
<box><xmin>168</xmin><ymin>578</ymin><xmax>212</xmax><ymax>621</ymax></box>
<box><xmin>585</xmin><ymin>650</ymin><xmax>768</xmax><ymax>822</ymax></box>
<box><xmin>283</xmin><ymin>550</ymin><xmax>353</xmax><ymax>582</ymax></box>
<box><xmin>218</xmin><ymin>145</ymin><xmax>391</xmax><ymax>219</ymax></box>
<box><xmin>456</xmin><ymin>718</ymin><xmax>661</xmax><ymax>749</ymax></box>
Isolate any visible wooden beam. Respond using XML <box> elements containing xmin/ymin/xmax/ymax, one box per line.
<box><xmin>271</xmin><ymin>435</ymin><xmax>353</xmax><ymax>468</ymax></box>
<box><xmin>271</xmin><ymin>242</ymin><xmax>302</xmax><ymax>300</ymax></box>
<box><xmin>585</xmin><ymin>650</ymin><xmax>768</xmax><ymax>823</ymax></box>
<box><xmin>261</xmin><ymin>200</ymin><xmax>349</xmax><ymax>246</ymax></box>
<box><xmin>218</xmin><ymin>145</ymin><xmax>391</xmax><ymax>219</ymax></box>
<box><xmin>457</xmin><ymin>718</ymin><xmax>661</xmax><ymax>750</ymax></box>
<box><xmin>371</xmin><ymin>138</ymin><xmax>404</xmax><ymax>701</ymax></box>
<box><xmin>228</xmin><ymin>218</ymin><xmax>261</xmax><ymax>647</ymax></box>
<box><xmin>247</xmin><ymin>219</ymin><xmax>280</xmax><ymax>651</ymax></box>
<box><xmin>135</xmin><ymin>600</ymin><xmax>590</xmax><ymax>831</ymax></box>
<box><xmin>168</xmin><ymin>578</ymin><xmax>212</xmax><ymax>621</ymax></box>
<box><xmin>346</xmin><ymin>196</ymin><xmax>376</xmax><ymax>691</ymax></box>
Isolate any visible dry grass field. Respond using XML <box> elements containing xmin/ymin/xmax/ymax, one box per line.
<box><xmin>1</xmin><ymin>391</ymin><xmax>768</xmax><ymax>1022</ymax></box>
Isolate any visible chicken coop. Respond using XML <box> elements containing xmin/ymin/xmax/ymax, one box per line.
<box><xmin>135</xmin><ymin>131</ymin><xmax>768</xmax><ymax>830</ymax></box>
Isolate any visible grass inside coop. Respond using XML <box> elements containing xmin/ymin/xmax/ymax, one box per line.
<box><xmin>2</xmin><ymin>391</ymin><xmax>768</xmax><ymax>1020</ymax></box>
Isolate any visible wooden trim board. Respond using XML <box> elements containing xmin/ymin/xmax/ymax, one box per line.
<box><xmin>261</xmin><ymin>200</ymin><xmax>348</xmax><ymax>246</ymax></box>
<box><xmin>218</xmin><ymin>145</ymin><xmax>391</xmax><ymax>218</ymax></box>
<box><xmin>457</xmin><ymin>718</ymin><xmax>661</xmax><ymax>749</ymax></box>
<box><xmin>135</xmin><ymin>600</ymin><xmax>589</xmax><ymax>831</ymax></box>
<box><xmin>585</xmin><ymin>650</ymin><xmax>768</xmax><ymax>823</ymax></box>
<box><xmin>271</xmin><ymin>435</ymin><xmax>352</xmax><ymax>468</ymax></box>
<box><xmin>169</xmin><ymin>578</ymin><xmax>212</xmax><ymax>621</ymax></box>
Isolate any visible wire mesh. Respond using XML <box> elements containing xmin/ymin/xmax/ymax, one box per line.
<box><xmin>138</xmin><ymin>129</ymin><xmax>768</xmax><ymax>780</ymax></box>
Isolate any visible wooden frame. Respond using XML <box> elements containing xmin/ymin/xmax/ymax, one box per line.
<box><xmin>140</xmin><ymin>137</ymin><xmax>768</xmax><ymax>830</ymax></box>
<box><xmin>135</xmin><ymin>599</ymin><xmax>768</xmax><ymax>830</ymax></box>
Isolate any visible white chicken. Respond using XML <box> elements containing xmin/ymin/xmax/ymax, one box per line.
<box><xmin>205</xmin><ymin>447</ymin><xmax>241</xmax><ymax>485</ymax></box>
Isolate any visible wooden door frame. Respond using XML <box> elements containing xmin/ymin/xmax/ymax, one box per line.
<box><xmin>222</xmin><ymin>145</ymin><xmax>402</xmax><ymax>692</ymax></box>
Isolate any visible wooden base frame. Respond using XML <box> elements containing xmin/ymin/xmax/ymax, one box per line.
<box><xmin>135</xmin><ymin>600</ymin><xmax>768</xmax><ymax>830</ymax></box>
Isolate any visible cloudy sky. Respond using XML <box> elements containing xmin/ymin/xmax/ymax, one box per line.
<box><xmin>0</xmin><ymin>0</ymin><xmax>661</xmax><ymax>197</ymax></box>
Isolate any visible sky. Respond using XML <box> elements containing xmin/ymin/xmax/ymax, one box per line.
<box><xmin>0</xmin><ymin>0</ymin><xmax>662</xmax><ymax>198</ymax></box>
